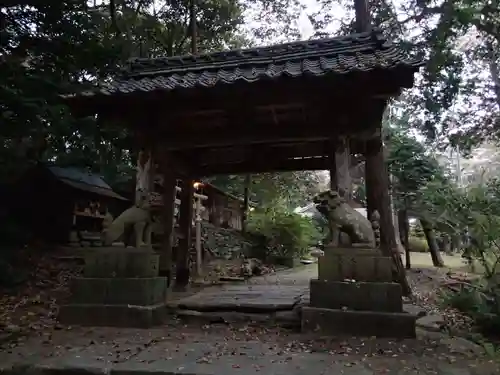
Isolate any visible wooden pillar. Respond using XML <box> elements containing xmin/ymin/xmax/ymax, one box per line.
<box><xmin>328</xmin><ymin>141</ymin><xmax>338</xmax><ymax>190</ymax></box>
<box><xmin>365</xmin><ymin>137</ymin><xmax>396</xmax><ymax>251</ymax></box>
<box><xmin>176</xmin><ymin>178</ymin><xmax>194</xmax><ymax>290</ymax></box>
<box><xmin>335</xmin><ymin>137</ymin><xmax>352</xmax><ymax>200</ymax></box>
<box><xmin>242</xmin><ymin>174</ymin><xmax>251</xmax><ymax>234</ymax></box>
<box><xmin>365</xmin><ymin>136</ymin><xmax>411</xmax><ymax>295</ymax></box>
<box><xmin>328</xmin><ymin>138</ymin><xmax>352</xmax><ymax>199</ymax></box>
<box><xmin>159</xmin><ymin>159</ymin><xmax>177</xmax><ymax>287</ymax></box>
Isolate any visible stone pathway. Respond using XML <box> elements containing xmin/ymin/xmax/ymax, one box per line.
<box><xmin>171</xmin><ymin>264</ymin><xmax>450</xmax><ymax>334</ymax></box>
<box><xmin>171</xmin><ymin>265</ymin><xmax>315</xmax><ymax>311</ymax></box>
<box><xmin>172</xmin><ymin>284</ymin><xmax>308</xmax><ymax>312</ymax></box>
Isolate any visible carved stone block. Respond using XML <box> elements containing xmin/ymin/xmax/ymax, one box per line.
<box><xmin>318</xmin><ymin>247</ymin><xmax>392</xmax><ymax>282</ymax></box>
<box><xmin>70</xmin><ymin>277</ymin><xmax>168</xmax><ymax>306</ymax></box>
<box><xmin>84</xmin><ymin>248</ymin><xmax>159</xmax><ymax>278</ymax></box>
<box><xmin>309</xmin><ymin>279</ymin><xmax>403</xmax><ymax>312</ymax></box>
<box><xmin>59</xmin><ymin>303</ymin><xmax>167</xmax><ymax>328</ymax></box>
<box><xmin>301</xmin><ymin>306</ymin><xmax>417</xmax><ymax>338</ymax></box>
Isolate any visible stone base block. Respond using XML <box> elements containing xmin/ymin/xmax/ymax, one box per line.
<box><xmin>84</xmin><ymin>248</ymin><xmax>159</xmax><ymax>278</ymax></box>
<box><xmin>301</xmin><ymin>306</ymin><xmax>417</xmax><ymax>338</ymax></box>
<box><xmin>318</xmin><ymin>248</ymin><xmax>392</xmax><ymax>282</ymax></box>
<box><xmin>58</xmin><ymin>303</ymin><xmax>167</xmax><ymax>328</ymax></box>
<box><xmin>70</xmin><ymin>277</ymin><xmax>167</xmax><ymax>305</ymax></box>
<box><xmin>310</xmin><ymin>279</ymin><xmax>402</xmax><ymax>312</ymax></box>
<box><xmin>323</xmin><ymin>246</ymin><xmax>383</xmax><ymax>256</ymax></box>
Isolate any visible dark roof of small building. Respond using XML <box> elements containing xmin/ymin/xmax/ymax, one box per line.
<box><xmin>47</xmin><ymin>165</ymin><xmax>128</xmax><ymax>200</ymax></box>
<box><xmin>200</xmin><ymin>180</ymin><xmax>258</xmax><ymax>207</ymax></box>
<box><xmin>64</xmin><ymin>29</ymin><xmax>423</xmax><ymax>99</ymax></box>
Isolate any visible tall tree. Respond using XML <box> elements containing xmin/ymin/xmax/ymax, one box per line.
<box><xmin>1</xmin><ymin>0</ymin><xmax>248</xmax><ymax>185</ymax></box>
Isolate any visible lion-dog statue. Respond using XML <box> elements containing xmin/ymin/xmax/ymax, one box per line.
<box><xmin>102</xmin><ymin>150</ymin><xmax>154</xmax><ymax>249</ymax></box>
<box><xmin>313</xmin><ymin>190</ymin><xmax>376</xmax><ymax>248</ymax></box>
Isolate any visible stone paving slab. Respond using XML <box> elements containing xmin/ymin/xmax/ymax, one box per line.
<box><xmin>1</xmin><ymin>339</ymin><xmax>497</xmax><ymax>375</ymax></box>
<box><xmin>172</xmin><ymin>285</ymin><xmax>308</xmax><ymax>312</ymax></box>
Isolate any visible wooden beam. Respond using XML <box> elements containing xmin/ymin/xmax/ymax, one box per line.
<box><xmin>160</xmin><ymin>107</ymin><xmax>387</xmax><ymax>150</ymax></box>
<box><xmin>195</xmin><ymin>142</ymin><xmax>331</xmax><ymax>166</ymax></box>
<box><xmin>193</xmin><ymin>138</ymin><xmax>375</xmax><ymax>167</ymax></box>
<box><xmin>67</xmin><ymin>69</ymin><xmax>410</xmax><ymax>120</ymax></box>
<box><xmin>198</xmin><ymin>157</ymin><xmax>330</xmax><ymax>176</ymax></box>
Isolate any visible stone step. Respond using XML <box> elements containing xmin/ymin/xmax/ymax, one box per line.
<box><xmin>70</xmin><ymin>277</ymin><xmax>168</xmax><ymax>305</ymax></box>
<box><xmin>301</xmin><ymin>306</ymin><xmax>417</xmax><ymax>338</ymax></box>
<box><xmin>58</xmin><ymin>303</ymin><xmax>167</xmax><ymax>328</ymax></box>
<box><xmin>174</xmin><ymin>309</ymin><xmax>300</xmax><ymax>328</ymax></box>
<box><xmin>309</xmin><ymin>279</ymin><xmax>403</xmax><ymax>312</ymax></box>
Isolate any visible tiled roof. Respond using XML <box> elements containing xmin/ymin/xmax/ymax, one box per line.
<box><xmin>47</xmin><ymin>165</ymin><xmax>127</xmax><ymax>200</ymax></box>
<box><xmin>67</xmin><ymin>29</ymin><xmax>423</xmax><ymax>98</ymax></box>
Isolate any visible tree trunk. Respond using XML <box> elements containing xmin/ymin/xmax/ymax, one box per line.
<box><xmin>398</xmin><ymin>208</ymin><xmax>410</xmax><ymax>269</ymax></box>
<box><xmin>486</xmin><ymin>41</ymin><xmax>500</xmax><ymax>111</ymax></box>
<box><xmin>365</xmin><ymin>137</ymin><xmax>411</xmax><ymax>296</ymax></box>
<box><xmin>421</xmin><ymin>219</ymin><xmax>444</xmax><ymax>267</ymax></box>
<box><xmin>390</xmin><ymin>187</ymin><xmax>405</xmax><ymax>256</ymax></box>
<box><xmin>442</xmin><ymin>234</ymin><xmax>452</xmax><ymax>255</ymax></box>
<box><xmin>451</xmin><ymin>234</ymin><xmax>460</xmax><ymax>253</ymax></box>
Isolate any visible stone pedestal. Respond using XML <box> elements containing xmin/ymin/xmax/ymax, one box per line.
<box><xmin>302</xmin><ymin>246</ymin><xmax>417</xmax><ymax>338</ymax></box>
<box><xmin>59</xmin><ymin>248</ymin><xmax>168</xmax><ymax>328</ymax></box>
<box><xmin>317</xmin><ymin>247</ymin><xmax>392</xmax><ymax>282</ymax></box>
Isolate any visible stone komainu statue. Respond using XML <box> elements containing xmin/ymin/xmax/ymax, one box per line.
<box><xmin>313</xmin><ymin>190</ymin><xmax>376</xmax><ymax>248</ymax></box>
<box><xmin>102</xmin><ymin>150</ymin><xmax>154</xmax><ymax>248</ymax></box>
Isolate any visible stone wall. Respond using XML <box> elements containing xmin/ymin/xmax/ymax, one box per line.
<box><xmin>201</xmin><ymin>222</ymin><xmax>253</xmax><ymax>260</ymax></box>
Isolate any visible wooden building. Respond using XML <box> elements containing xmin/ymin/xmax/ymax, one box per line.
<box><xmin>112</xmin><ymin>175</ymin><xmax>248</xmax><ymax>231</ymax></box>
<box><xmin>197</xmin><ymin>181</ymin><xmax>254</xmax><ymax>231</ymax></box>
<box><xmin>11</xmin><ymin>164</ymin><xmax>127</xmax><ymax>245</ymax></box>
<box><xmin>63</xmin><ymin>24</ymin><xmax>424</xmax><ymax>291</ymax></box>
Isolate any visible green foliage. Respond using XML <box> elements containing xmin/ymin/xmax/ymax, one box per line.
<box><xmin>309</xmin><ymin>0</ymin><xmax>500</xmax><ymax>150</ymax></box>
<box><xmin>441</xmin><ymin>281</ymin><xmax>500</xmax><ymax>337</ymax></box>
<box><xmin>418</xmin><ymin>179</ymin><xmax>500</xmax><ymax>277</ymax></box>
<box><xmin>1</xmin><ymin>0</ymin><xmax>248</xmax><ymax>185</ymax></box>
<box><xmin>422</xmin><ymin>178</ymin><xmax>500</xmax><ymax>336</ymax></box>
<box><xmin>246</xmin><ymin>207</ymin><xmax>320</xmax><ymax>258</ymax></box>
<box><xmin>408</xmin><ymin>236</ymin><xmax>429</xmax><ymax>253</ymax></box>
<box><xmin>208</xmin><ymin>172</ymin><xmax>323</xmax><ymax>210</ymax></box>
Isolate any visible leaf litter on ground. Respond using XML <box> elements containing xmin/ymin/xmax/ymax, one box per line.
<box><xmin>0</xmin><ymin>248</ymin><xmax>498</xmax><ymax>373</ymax></box>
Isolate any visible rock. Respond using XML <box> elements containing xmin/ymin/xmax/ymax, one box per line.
<box><xmin>403</xmin><ymin>303</ymin><xmax>427</xmax><ymax>317</ymax></box>
<box><xmin>416</xmin><ymin>314</ymin><xmax>446</xmax><ymax>332</ymax></box>
<box><xmin>240</xmin><ymin>258</ymin><xmax>263</xmax><ymax>278</ymax></box>
<box><xmin>4</xmin><ymin>324</ymin><xmax>21</xmax><ymax>334</ymax></box>
<box><xmin>439</xmin><ymin>336</ymin><xmax>485</xmax><ymax>356</ymax></box>
<box><xmin>219</xmin><ymin>276</ymin><xmax>245</xmax><ymax>282</ymax></box>
<box><xmin>240</xmin><ymin>261</ymin><xmax>252</xmax><ymax>278</ymax></box>
<box><xmin>201</xmin><ymin>223</ymin><xmax>253</xmax><ymax>259</ymax></box>
<box><xmin>310</xmin><ymin>248</ymin><xmax>324</xmax><ymax>258</ymax></box>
